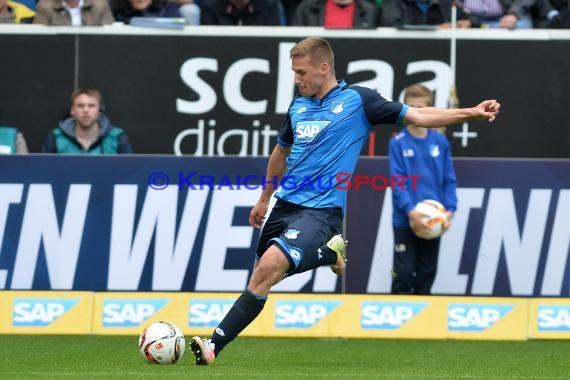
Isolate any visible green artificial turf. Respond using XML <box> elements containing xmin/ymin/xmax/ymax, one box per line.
<box><xmin>1</xmin><ymin>335</ymin><xmax>569</xmax><ymax>379</ymax></box>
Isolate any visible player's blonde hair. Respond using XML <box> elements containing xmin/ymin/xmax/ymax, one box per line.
<box><xmin>290</xmin><ymin>37</ymin><xmax>335</xmax><ymax>73</ymax></box>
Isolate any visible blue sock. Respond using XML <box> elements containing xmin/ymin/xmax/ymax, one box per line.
<box><xmin>211</xmin><ymin>289</ymin><xmax>267</xmax><ymax>356</ymax></box>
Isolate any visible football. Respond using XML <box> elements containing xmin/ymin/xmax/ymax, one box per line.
<box><xmin>410</xmin><ymin>199</ymin><xmax>448</xmax><ymax>240</ymax></box>
<box><xmin>139</xmin><ymin>321</ymin><xmax>185</xmax><ymax>364</ymax></box>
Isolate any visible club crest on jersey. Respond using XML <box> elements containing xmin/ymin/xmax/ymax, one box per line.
<box><xmin>430</xmin><ymin>145</ymin><xmax>440</xmax><ymax>157</ymax></box>
<box><xmin>295</xmin><ymin>121</ymin><xmax>331</xmax><ymax>143</ymax></box>
<box><xmin>331</xmin><ymin>101</ymin><xmax>344</xmax><ymax>114</ymax></box>
<box><xmin>285</xmin><ymin>229</ymin><xmax>300</xmax><ymax>239</ymax></box>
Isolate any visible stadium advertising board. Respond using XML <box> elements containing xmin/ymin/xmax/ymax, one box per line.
<box><xmin>257</xmin><ymin>295</ymin><xmax>526</xmax><ymax>340</ymax></box>
<box><xmin>445</xmin><ymin>297</ymin><xmax>527</xmax><ymax>340</ymax></box>
<box><xmin>0</xmin><ymin>291</ymin><xmax>93</xmax><ymax>334</ymax></box>
<box><xmin>4</xmin><ymin>291</ymin><xmax>528</xmax><ymax>340</ymax></box>
<box><xmin>92</xmin><ymin>292</ymin><xmax>191</xmax><ymax>335</ymax></box>
<box><xmin>0</xmin><ymin>29</ymin><xmax>569</xmax><ymax>158</ymax></box>
<box><xmin>528</xmin><ymin>298</ymin><xmax>570</xmax><ymax>339</ymax></box>
<box><xmin>0</xmin><ymin>156</ymin><xmax>568</xmax><ymax>297</ymax></box>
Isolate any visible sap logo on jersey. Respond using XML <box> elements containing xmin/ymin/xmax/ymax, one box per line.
<box><xmin>538</xmin><ymin>305</ymin><xmax>570</xmax><ymax>331</ymax></box>
<box><xmin>295</xmin><ymin>121</ymin><xmax>331</xmax><ymax>143</ymax></box>
<box><xmin>189</xmin><ymin>300</ymin><xmax>234</xmax><ymax>327</ymax></box>
<box><xmin>275</xmin><ymin>300</ymin><xmax>341</xmax><ymax>328</ymax></box>
<box><xmin>102</xmin><ymin>299</ymin><xmax>169</xmax><ymax>327</ymax></box>
<box><xmin>448</xmin><ymin>304</ymin><xmax>514</xmax><ymax>332</ymax></box>
<box><xmin>360</xmin><ymin>301</ymin><xmax>427</xmax><ymax>330</ymax></box>
<box><xmin>13</xmin><ymin>298</ymin><xmax>80</xmax><ymax>327</ymax></box>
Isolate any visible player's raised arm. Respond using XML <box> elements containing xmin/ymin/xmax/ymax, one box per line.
<box><xmin>403</xmin><ymin>99</ymin><xmax>501</xmax><ymax>128</ymax></box>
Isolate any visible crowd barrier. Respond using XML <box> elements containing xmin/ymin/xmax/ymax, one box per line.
<box><xmin>2</xmin><ymin>290</ymin><xmax>570</xmax><ymax>340</ymax></box>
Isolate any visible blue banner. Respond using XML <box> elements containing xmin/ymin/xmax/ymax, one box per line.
<box><xmin>0</xmin><ymin>156</ymin><xmax>568</xmax><ymax>296</ymax></box>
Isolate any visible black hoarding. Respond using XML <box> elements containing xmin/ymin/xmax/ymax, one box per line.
<box><xmin>1</xmin><ymin>28</ymin><xmax>569</xmax><ymax>158</ymax></box>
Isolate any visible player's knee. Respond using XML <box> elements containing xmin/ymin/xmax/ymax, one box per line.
<box><xmin>249</xmin><ymin>258</ymin><xmax>286</xmax><ymax>292</ymax></box>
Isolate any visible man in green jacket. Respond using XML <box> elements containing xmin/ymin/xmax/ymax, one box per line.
<box><xmin>42</xmin><ymin>88</ymin><xmax>133</xmax><ymax>154</ymax></box>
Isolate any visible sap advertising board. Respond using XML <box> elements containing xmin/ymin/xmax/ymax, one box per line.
<box><xmin>0</xmin><ymin>156</ymin><xmax>569</xmax><ymax>297</ymax></box>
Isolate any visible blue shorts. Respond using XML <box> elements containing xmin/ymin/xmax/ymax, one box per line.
<box><xmin>256</xmin><ymin>198</ymin><xmax>342</xmax><ymax>276</ymax></box>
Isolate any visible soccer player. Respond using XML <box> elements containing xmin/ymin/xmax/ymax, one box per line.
<box><xmin>190</xmin><ymin>36</ymin><xmax>500</xmax><ymax>365</ymax></box>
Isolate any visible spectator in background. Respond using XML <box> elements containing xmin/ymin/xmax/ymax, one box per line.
<box><xmin>200</xmin><ymin>0</ymin><xmax>282</xmax><ymax>25</ymax></box>
<box><xmin>281</xmin><ymin>0</ymin><xmax>303</xmax><ymax>24</ymax></box>
<box><xmin>380</xmin><ymin>0</ymin><xmax>471</xmax><ymax>28</ymax></box>
<box><xmin>549</xmin><ymin>0</ymin><xmax>570</xmax><ymax>27</ymax></box>
<box><xmin>34</xmin><ymin>0</ymin><xmax>114</xmax><ymax>25</ymax></box>
<box><xmin>460</xmin><ymin>0</ymin><xmax>543</xmax><ymax>29</ymax></box>
<box><xmin>372</xmin><ymin>0</ymin><xmax>383</xmax><ymax>24</ymax></box>
<box><xmin>550</xmin><ymin>0</ymin><xmax>568</xmax><ymax>10</ymax></box>
<box><xmin>530</xmin><ymin>0</ymin><xmax>560</xmax><ymax>28</ymax></box>
<box><xmin>389</xmin><ymin>84</ymin><xmax>457</xmax><ymax>295</ymax></box>
<box><xmin>11</xmin><ymin>0</ymin><xmax>36</xmax><ymax>10</ymax></box>
<box><xmin>170</xmin><ymin>0</ymin><xmax>200</xmax><ymax>24</ymax></box>
<box><xmin>292</xmin><ymin>0</ymin><xmax>378</xmax><ymax>28</ymax></box>
<box><xmin>43</xmin><ymin>88</ymin><xmax>133</xmax><ymax>154</ymax></box>
<box><xmin>0</xmin><ymin>0</ymin><xmax>35</xmax><ymax>22</ymax></box>
<box><xmin>0</xmin><ymin>126</ymin><xmax>29</xmax><ymax>154</ymax></box>
<box><xmin>112</xmin><ymin>0</ymin><xmax>181</xmax><ymax>24</ymax></box>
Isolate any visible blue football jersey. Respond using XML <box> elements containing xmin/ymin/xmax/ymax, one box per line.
<box><xmin>276</xmin><ymin>80</ymin><xmax>408</xmax><ymax>213</ymax></box>
<box><xmin>389</xmin><ymin>127</ymin><xmax>458</xmax><ymax>227</ymax></box>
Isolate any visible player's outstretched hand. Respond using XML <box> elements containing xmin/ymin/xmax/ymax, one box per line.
<box><xmin>475</xmin><ymin>99</ymin><xmax>501</xmax><ymax>122</ymax></box>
